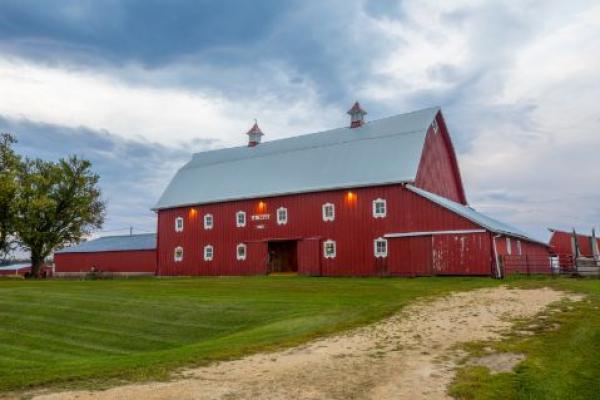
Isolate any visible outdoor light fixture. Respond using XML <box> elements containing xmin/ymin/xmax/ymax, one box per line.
<box><xmin>257</xmin><ymin>201</ymin><xmax>267</xmax><ymax>213</ymax></box>
<box><xmin>345</xmin><ymin>191</ymin><xmax>357</xmax><ymax>203</ymax></box>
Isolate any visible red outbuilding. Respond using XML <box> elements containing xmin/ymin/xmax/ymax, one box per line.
<box><xmin>54</xmin><ymin>233</ymin><xmax>156</xmax><ymax>277</ymax></box>
<box><xmin>549</xmin><ymin>229</ymin><xmax>600</xmax><ymax>258</ymax></box>
<box><xmin>153</xmin><ymin>105</ymin><xmax>549</xmax><ymax>277</ymax></box>
<box><xmin>0</xmin><ymin>263</ymin><xmax>52</xmax><ymax>277</ymax></box>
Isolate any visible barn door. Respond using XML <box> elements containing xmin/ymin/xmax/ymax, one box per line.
<box><xmin>387</xmin><ymin>236</ymin><xmax>433</xmax><ymax>276</ymax></box>
<box><xmin>297</xmin><ymin>238</ymin><xmax>321</xmax><ymax>276</ymax></box>
<box><xmin>432</xmin><ymin>234</ymin><xmax>491</xmax><ymax>275</ymax></box>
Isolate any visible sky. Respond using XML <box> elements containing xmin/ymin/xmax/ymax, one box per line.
<box><xmin>0</xmin><ymin>0</ymin><xmax>599</xmax><ymax>243</ymax></box>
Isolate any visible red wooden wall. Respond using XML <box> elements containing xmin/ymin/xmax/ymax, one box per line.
<box><xmin>549</xmin><ymin>230</ymin><xmax>600</xmax><ymax>257</ymax></box>
<box><xmin>156</xmin><ymin>184</ymin><xmax>513</xmax><ymax>277</ymax></box>
<box><xmin>414</xmin><ymin>112</ymin><xmax>467</xmax><ymax>205</ymax></box>
<box><xmin>54</xmin><ymin>250</ymin><xmax>157</xmax><ymax>275</ymax></box>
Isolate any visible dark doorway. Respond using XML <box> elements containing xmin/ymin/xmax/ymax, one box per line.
<box><xmin>268</xmin><ymin>241</ymin><xmax>298</xmax><ymax>274</ymax></box>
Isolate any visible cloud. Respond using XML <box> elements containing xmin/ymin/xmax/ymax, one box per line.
<box><xmin>0</xmin><ymin>115</ymin><xmax>194</xmax><ymax>235</ymax></box>
<box><xmin>0</xmin><ymin>0</ymin><xmax>599</xmax><ymax>244</ymax></box>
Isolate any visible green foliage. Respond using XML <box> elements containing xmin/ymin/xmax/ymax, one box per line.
<box><xmin>15</xmin><ymin>156</ymin><xmax>105</xmax><ymax>276</ymax></box>
<box><xmin>0</xmin><ymin>276</ymin><xmax>497</xmax><ymax>392</ymax></box>
<box><xmin>0</xmin><ymin>133</ymin><xmax>21</xmax><ymax>257</ymax></box>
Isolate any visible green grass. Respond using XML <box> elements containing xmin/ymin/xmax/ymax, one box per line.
<box><xmin>450</xmin><ymin>277</ymin><xmax>600</xmax><ymax>400</ymax></box>
<box><xmin>3</xmin><ymin>276</ymin><xmax>600</xmax><ymax>398</ymax></box>
<box><xmin>0</xmin><ymin>276</ymin><xmax>497</xmax><ymax>393</ymax></box>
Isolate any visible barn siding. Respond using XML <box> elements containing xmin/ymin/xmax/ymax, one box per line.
<box><xmin>414</xmin><ymin>113</ymin><xmax>467</xmax><ymax>205</ymax></box>
<box><xmin>54</xmin><ymin>250</ymin><xmax>156</xmax><ymax>275</ymax></box>
<box><xmin>432</xmin><ymin>232</ymin><xmax>492</xmax><ymax>275</ymax></box>
<box><xmin>387</xmin><ymin>236</ymin><xmax>432</xmax><ymax>276</ymax></box>
<box><xmin>157</xmin><ymin>184</ymin><xmax>490</xmax><ymax>277</ymax></box>
<box><xmin>549</xmin><ymin>231</ymin><xmax>600</xmax><ymax>257</ymax></box>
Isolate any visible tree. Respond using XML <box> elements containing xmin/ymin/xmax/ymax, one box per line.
<box><xmin>16</xmin><ymin>156</ymin><xmax>105</xmax><ymax>277</ymax></box>
<box><xmin>0</xmin><ymin>133</ymin><xmax>21</xmax><ymax>258</ymax></box>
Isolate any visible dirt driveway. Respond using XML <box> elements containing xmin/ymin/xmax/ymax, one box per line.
<box><xmin>33</xmin><ymin>286</ymin><xmax>579</xmax><ymax>400</ymax></box>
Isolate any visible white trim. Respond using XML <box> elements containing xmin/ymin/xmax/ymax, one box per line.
<box><xmin>322</xmin><ymin>203</ymin><xmax>335</xmax><ymax>222</ymax></box>
<box><xmin>203</xmin><ymin>213</ymin><xmax>213</xmax><ymax>230</ymax></box>
<box><xmin>175</xmin><ymin>217</ymin><xmax>184</xmax><ymax>232</ymax></box>
<box><xmin>203</xmin><ymin>245</ymin><xmax>214</xmax><ymax>261</ymax></box>
<box><xmin>506</xmin><ymin>237</ymin><xmax>512</xmax><ymax>255</ymax></box>
<box><xmin>372</xmin><ymin>198</ymin><xmax>387</xmax><ymax>218</ymax></box>
<box><xmin>385</xmin><ymin>229</ymin><xmax>486</xmax><ymax>238</ymax></box>
<box><xmin>323</xmin><ymin>239</ymin><xmax>336</xmax><ymax>259</ymax></box>
<box><xmin>516</xmin><ymin>239</ymin><xmax>522</xmax><ymax>256</ymax></box>
<box><xmin>276</xmin><ymin>207</ymin><xmax>288</xmax><ymax>225</ymax></box>
<box><xmin>432</xmin><ymin>118</ymin><xmax>439</xmax><ymax>134</ymax></box>
<box><xmin>374</xmin><ymin>237</ymin><xmax>388</xmax><ymax>258</ymax></box>
<box><xmin>236</xmin><ymin>211</ymin><xmax>246</xmax><ymax>227</ymax></box>
<box><xmin>174</xmin><ymin>246</ymin><xmax>183</xmax><ymax>262</ymax></box>
<box><xmin>493</xmin><ymin>234</ymin><xmax>502</xmax><ymax>278</ymax></box>
<box><xmin>236</xmin><ymin>243</ymin><xmax>247</xmax><ymax>260</ymax></box>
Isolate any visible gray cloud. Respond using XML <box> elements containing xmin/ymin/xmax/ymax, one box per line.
<box><xmin>0</xmin><ymin>116</ymin><xmax>215</xmax><ymax>235</ymax></box>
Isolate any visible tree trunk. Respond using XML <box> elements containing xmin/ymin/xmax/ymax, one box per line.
<box><xmin>30</xmin><ymin>253</ymin><xmax>44</xmax><ymax>279</ymax></box>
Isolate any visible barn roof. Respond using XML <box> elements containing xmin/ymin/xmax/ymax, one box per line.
<box><xmin>154</xmin><ymin>107</ymin><xmax>440</xmax><ymax>210</ymax></box>
<box><xmin>407</xmin><ymin>185</ymin><xmax>547</xmax><ymax>245</ymax></box>
<box><xmin>55</xmin><ymin>233</ymin><xmax>157</xmax><ymax>254</ymax></box>
<box><xmin>0</xmin><ymin>263</ymin><xmax>30</xmax><ymax>271</ymax></box>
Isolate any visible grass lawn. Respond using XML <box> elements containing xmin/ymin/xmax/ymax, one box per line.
<box><xmin>1</xmin><ymin>276</ymin><xmax>599</xmax><ymax>398</ymax></box>
<box><xmin>450</xmin><ymin>277</ymin><xmax>600</xmax><ymax>400</ymax></box>
<box><xmin>0</xmin><ymin>276</ymin><xmax>498</xmax><ymax>393</ymax></box>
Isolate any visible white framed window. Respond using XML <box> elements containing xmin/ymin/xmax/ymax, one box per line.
<box><xmin>174</xmin><ymin>246</ymin><xmax>184</xmax><ymax>262</ymax></box>
<box><xmin>372</xmin><ymin>198</ymin><xmax>387</xmax><ymax>218</ymax></box>
<box><xmin>506</xmin><ymin>237</ymin><xmax>512</xmax><ymax>255</ymax></box>
<box><xmin>204</xmin><ymin>213</ymin><xmax>213</xmax><ymax>230</ymax></box>
<box><xmin>236</xmin><ymin>211</ymin><xmax>246</xmax><ymax>227</ymax></box>
<box><xmin>236</xmin><ymin>243</ymin><xmax>247</xmax><ymax>260</ymax></box>
<box><xmin>175</xmin><ymin>217</ymin><xmax>184</xmax><ymax>232</ymax></box>
<box><xmin>203</xmin><ymin>245</ymin><xmax>214</xmax><ymax>261</ymax></box>
<box><xmin>277</xmin><ymin>207</ymin><xmax>288</xmax><ymax>225</ymax></box>
<box><xmin>432</xmin><ymin>118</ymin><xmax>439</xmax><ymax>134</ymax></box>
<box><xmin>374</xmin><ymin>237</ymin><xmax>388</xmax><ymax>258</ymax></box>
<box><xmin>322</xmin><ymin>203</ymin><xmax>335</xmax><ymax>222</ymax></box>
<box><xmin>516</xmin><ymin>240</ymin><xmax>522</xmax><ymax>256</ymax></box>
<box><xmin>323</xmin><ymin>239</ymin><xmax>336</xmax><ymax>259</ymax></box>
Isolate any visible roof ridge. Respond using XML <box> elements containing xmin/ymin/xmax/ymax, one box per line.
<box><xmin>190</xmin><ymin>106</ymin><xmax>440</xmax><ymax>158</ymax></box>
<box><xmin>182</xmin><ymin>128</ymin><xmax>426</xmax><ymax>171</ymax></box>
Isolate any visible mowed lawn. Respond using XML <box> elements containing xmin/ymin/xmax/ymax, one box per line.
<box><xmin>0</xmin><ymin>276</ymin><xmax>498</xmax><ymax>392</ymax></box>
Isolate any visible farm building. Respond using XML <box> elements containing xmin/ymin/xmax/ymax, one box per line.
<box><xmin>0</xmin><ymin>263</ymin><xmax>52</xmax><ymax>277</ymax></box>
<box><xmin>54</xmin><ymin>233</ymin><xmax>156</xmax><ymax>277</ymax></box>
<box><xmin>153</xmin><ymin>104</ymin><xmax>549</xmax><ymax>277</ymax></box>
<box><xmin>549</xmin><ymin>229</ymin><xmax>600</xmax><ymax>258</ymax></box>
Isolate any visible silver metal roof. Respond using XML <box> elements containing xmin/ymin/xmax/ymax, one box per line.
<box><xmin>154</xmin><ymin>107</ymin><xmax>440</xmax><ymax>210</ymax></box>
<box><xmin>0</xmin><ymin>263</ymin><xmax>30</xmax><ymax>271</ymax></box>
<box><xmin>406</xmin><ymin>185</ymin><xmax>547</xmax><ymax>245</ymax></box>
<box><xmin>55</xmin><ymin>233</ymin><xmax>157</xmax><ymax>254</ymax></box>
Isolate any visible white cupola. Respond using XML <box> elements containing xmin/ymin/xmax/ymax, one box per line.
<box><xmin>245</xmin><ymin>120</ymin><xmax>264</xmax><ymax>147</ymax></box>
<box><xmin>347</xmin><ymin>101</ymin><xmax>367</xmax><ymax>128</ymax></box>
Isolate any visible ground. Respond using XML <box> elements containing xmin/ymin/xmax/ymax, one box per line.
<box><xmin>1</xmin><ymin>276</ymin><xmax>599</xmax><ymax>399</ymax></box>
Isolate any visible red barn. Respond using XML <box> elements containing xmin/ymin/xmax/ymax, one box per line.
<box><xmin>54</xmin><ymin>233</ymin><xmax>157</xmax><ymax>277</ymax></box>
<box><xmin>549</xmin><ymin>229</ymin><xmax>600</xmax><ymax>258</ymax></box>
<box><xmin>154</xmin><ymin>105</ymin><xmax>548</xmax><ymax>277</ymax></box>
<box><xmin>0</xmin><ymin>263</ymin><xmax>52</xmax><ymax>277</ymax></box>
